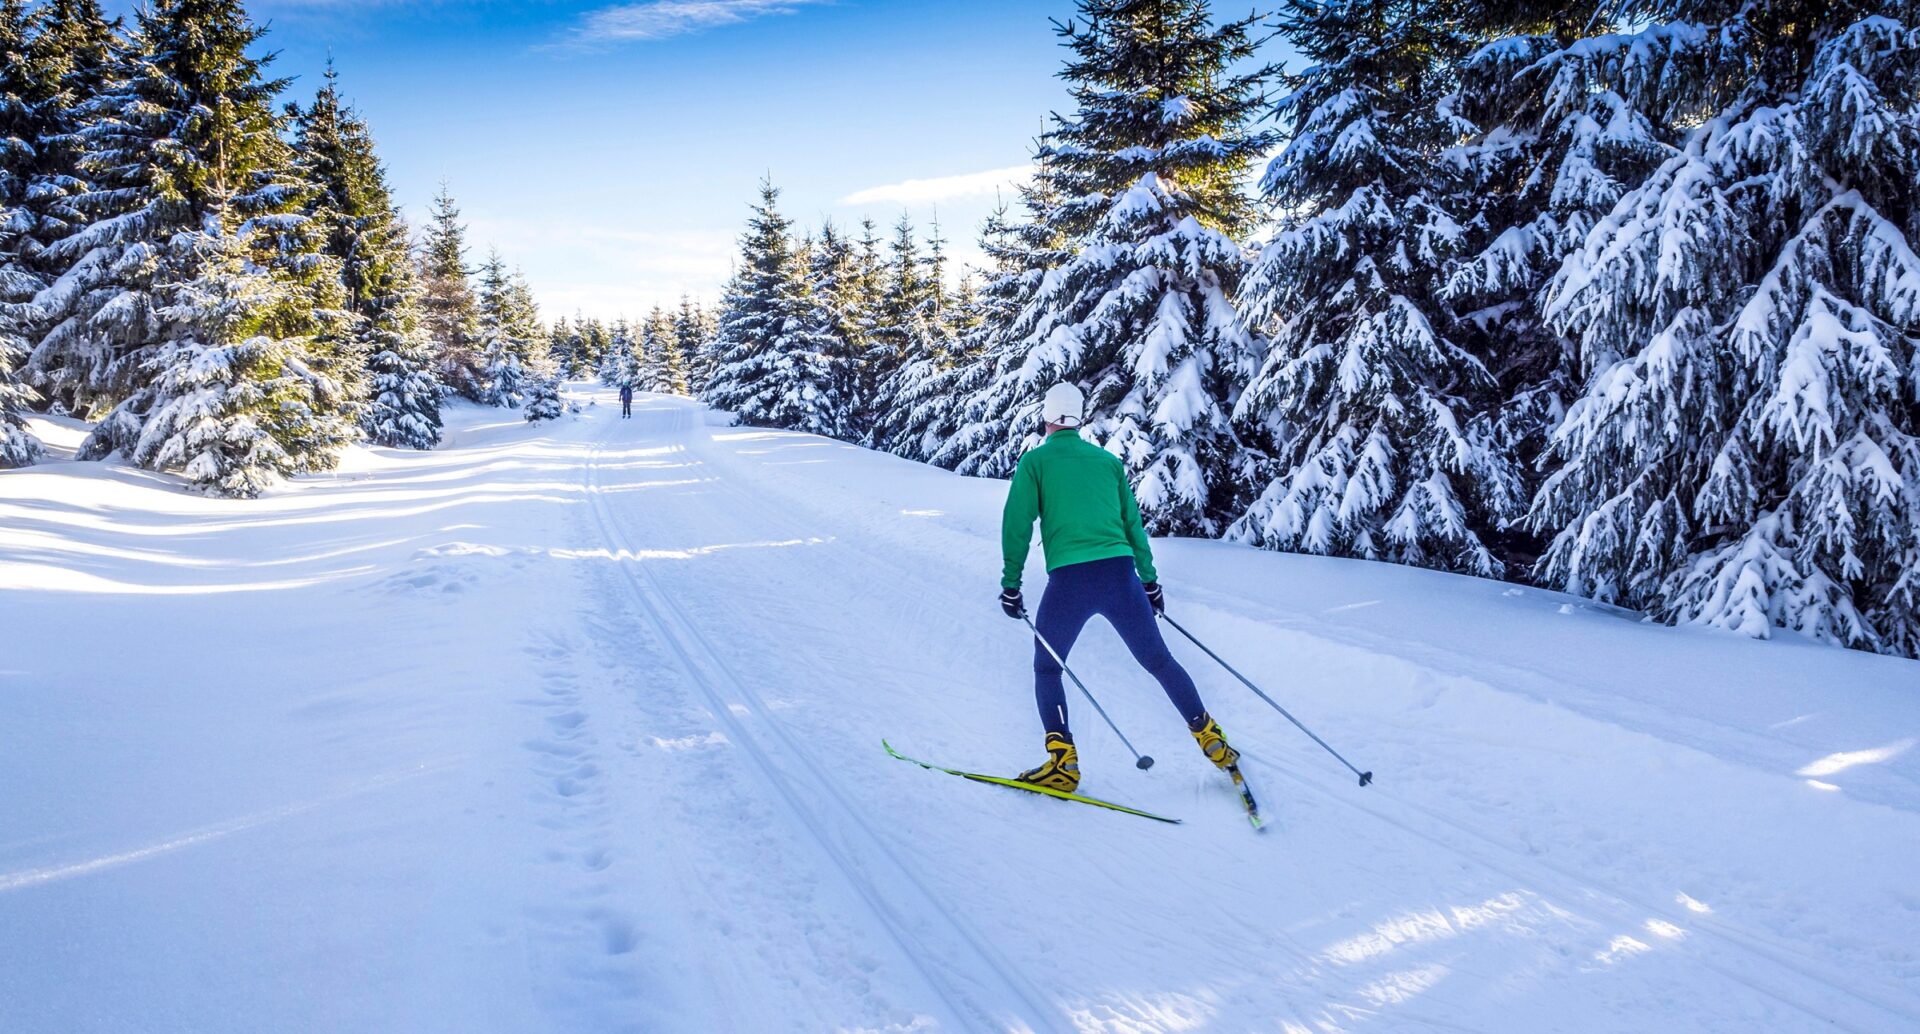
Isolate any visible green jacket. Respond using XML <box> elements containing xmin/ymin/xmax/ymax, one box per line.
<box><xmin>1001</xmin><ymin>429</ymin><xmax>1158</xmax><ymax>589</ymax></box>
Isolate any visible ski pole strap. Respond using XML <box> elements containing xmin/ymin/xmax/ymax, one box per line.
<box><xmin>1025</xmin><ymin>614</ymin><xmax>1148</xmax><ymax>766</ymax></box>
<box><xmin>1159</xmin><ymin>614</ymin><xmax>1374</xmax><ymax>787</ymax></box>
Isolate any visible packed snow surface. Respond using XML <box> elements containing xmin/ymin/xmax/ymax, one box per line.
<box><xmin>3</xmin><ymin>387</ymin><xmax>1916</xmax><ymax>1033</ymax></box>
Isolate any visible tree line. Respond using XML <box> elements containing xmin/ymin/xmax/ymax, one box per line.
<box><xmin>0</xmin><ymin>0</ymin><xmax>597</xmax><ymax>493</ymax></box>
<box><xmin>694</xmin><ymin>0</ymin><xmax>1920</xmax><ymax>658</ymax></box>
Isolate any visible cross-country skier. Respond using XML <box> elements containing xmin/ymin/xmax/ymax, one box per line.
<box><xmin>999</xmin><ymin>382</ymin><xmax>1239</xmax><ymax>791</ymax></box>
<box><xmin>619</xmin><ymin>384</ymin><xmax>633</xmax><ymax>418</ymax></box>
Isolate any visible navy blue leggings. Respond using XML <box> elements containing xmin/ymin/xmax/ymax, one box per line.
<box><xmin>1033</xmin><ymin>556</ymin><xmax>1206</xmax><ymax>738</ymax></box>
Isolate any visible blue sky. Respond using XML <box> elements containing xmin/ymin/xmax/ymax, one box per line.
<box><xmin>224</xmin><ymin>0</ymin><xmax>1081</xmax><ymax>321</ymax></box>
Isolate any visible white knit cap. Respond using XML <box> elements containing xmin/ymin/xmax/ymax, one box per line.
<box><xmin>1041</xmin><ymin>382</ymin><xmax>1085</xmax><ymax>427</ymax></box>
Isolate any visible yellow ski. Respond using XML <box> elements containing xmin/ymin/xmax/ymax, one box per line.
<box><xmin>884</xmin><ymin>740</ymin><xmax>1181</xmax><ymax>824</ymax></box>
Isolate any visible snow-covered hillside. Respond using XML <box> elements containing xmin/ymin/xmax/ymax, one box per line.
<box><xmin>3</xmin><ymin>386</ymin><xmax>1916</xmax><ymax>1033</ymax></box>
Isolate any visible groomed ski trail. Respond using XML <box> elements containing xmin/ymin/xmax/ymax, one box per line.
<box><xmin>6</xmin><ymin>385</ymin><xmax>1916</xmax><ymax>1034</ymax></box>
<box><xmin>585</xmin><ymin>391</ymin><xmax>1919</xmax><ymax>1034</ymax></box>
<box><xmin>582</xmin><ymin>403</ymin><xmax>1064</xmax><ymax>1033</ymax></box>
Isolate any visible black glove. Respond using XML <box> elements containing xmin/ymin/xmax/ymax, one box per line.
<box><xmin>1143</xmin><ymin>581</ymin><xmax>1165</xmax><ymax>615</ymax></box>
<box><xmin>999</xmin><ymin>587</ymin><xmax>1026</xmax><ymax>619</ymax></box>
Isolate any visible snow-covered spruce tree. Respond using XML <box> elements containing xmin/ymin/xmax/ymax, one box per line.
<box><xmin>552</xmin><ymin>318</ymin><xmax>587</xmax><ymax>381</ymax></box>
<box><xmin>291</xmin><ymin>64</ymin><xmax>441</xmax><ymax>448</ymax></box>
<box><xmin>0</xmin><ymin>0</ymin><xmax>47</xmax><ymax>465</ymax></box>
<box><xmin>473</xmin><ymin>250</ymin><xmax>525</xmax><ymax>408</ymax></box>
<box><xmin>872</xmin><ymin>218</ymin><xmax>968</xmax><ymax>460</ymax></box>
<box><xmin>857</xmin><ymin>215</ymin><xmax>931</xmax><ymax>444</ymax></box>
<box><xmin>418</xmin><ymin>183</ymin><xmax>481</xmax><ymax>401</ymax></box>
<box><xmin>523</xmin><ymin>371</ymin><xmax>562</xmax><ymax>422</ymax></box>
<box><xmin>24</xmin><ymin>6</ymin><xmax>153</xmax><ymax>420</ymax></box>
<box><xmin>5</xmin><ymin>0</ymin><xmax>115</xmax><ymax>437</ymax></box>
<box><xmin>17</xmin><ymin>0</ymin><xmax>114</xmax><ymax>286</ymax></box>
<box><xmin>1440</xmin><ymin>8</ymin><xmax>1711</xmax><ymax>544</ymax></box>
<box><xmin>601</xmin><ymin>319</ymin><xmax>636</xmax><ymax>386</ymax></box>
<box><xmin>672</xmin><ymin>295</ymin><xmax>708</xmax><ymax>392</ymax></box>
<box><xmin>634</xmin><ymin>309</ymin><xmax>665</xmax><ymax>389</ymax></box>
<box><xmin>700</xmin><ymin>179</ymin><xmax>836</xmax><ymax>433</ymax></box>
<box><xmin>792</xmin><ymin>220</ymin><xmax>861</xmax><ymax>438</ymax></box>
<box><xmin>510</xmin><ymin>282</ymin><xmax>561</xmax><ymax>425</ymax></box>
<box><xmin>644</xmin><ymin>304</ymin><xmax>687</xmax><ymax>395</ymax></box>
<box><xmin>1233</xmin><ymin>0</ymin><xmax>1519</xmax><ymax>572</ymax></box>
<box><xmin>547</xmin><ymin>316</ymin><xmax>574</xmax><ymax>379</ymax></box>
<box><xmin>506</xmin><ymin>268</ymin><xmax>544</xmax><ymax>364</ymax></box>
<box><xmin>57</xmin><ymin>0</ymin><xmax>358</xmax><ymax>492</ymax></box>
<box><xmin>114</xmin><ymin>232</ymin><xmax>321</xmax><ymax>495</ymax></box>
<box><xmin>1015</xmin><ymin>0</ymin><xmax>1273</xmax><ymax>535</ymax></box>
<box><xmin>838</xmin><ymin>218</ymin><xmax>880</xmax><ymax>421</ymax></box>
<box><xmin>933</xmin><ymin>171</ymin><xmax>1076</xmax><ymax>477</ymax></box>
<box><xmin>579</xmin><ymin>317</ymin><xmax>610</xmax><ymax>375</ymax></box>
<box><xmin>1532</xmin><ymin>5</ymin><xmax>1920</xmax><ymax>654</ymax></box>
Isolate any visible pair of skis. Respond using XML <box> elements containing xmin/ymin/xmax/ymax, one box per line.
<box><xmin>883</xmin><ymin>740</ymin><xmax>1262</xmax><ymax>829</ymax></box>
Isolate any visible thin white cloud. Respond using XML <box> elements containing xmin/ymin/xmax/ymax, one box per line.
<box><xmin>838</xmin><ymin>164</ymin><xmax>1036</xmax><ymax>206</ymax></box>
<box><xmin>558</xmin><ymin>0</ymin><xmax>828</xmax><ymax>48</ymax></box>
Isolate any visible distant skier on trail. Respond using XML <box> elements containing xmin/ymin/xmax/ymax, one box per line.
<box><xmin>619</xmin><ymin>384</ymin><xmax>633</xmax><ymax>418</ymax></box>
<box><xmin>999</xmin><ymin>382</ymin><xmax>1239</xmax><ymax>792</ymax></box>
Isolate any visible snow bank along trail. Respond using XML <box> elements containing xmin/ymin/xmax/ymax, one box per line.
<box><xmin>2</xmin><ymin>387</ymin><xmax>1915</xmax><ymax>1033</ymax></box>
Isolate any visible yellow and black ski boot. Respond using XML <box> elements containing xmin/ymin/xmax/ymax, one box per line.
<box><xmin>1191</xmin><ymin>715</ymin><xmax>1240</xmax><ymax>772</ymax></box>
<box><xmin>1017</xmin><ymin>732</ymin><xmax>1080</xmax><ymax>792</ymax></box>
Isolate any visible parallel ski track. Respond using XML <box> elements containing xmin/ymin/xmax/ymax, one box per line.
<box><xmin>670</xmin><ymin>403</ymin><xmax>1920</xmax><ymax>1031</ymax></box>
<box><xmin>584</xmin><ymin>417</ymin><xmax>1063</xmax><ymax>1034</ymax></box>
<box><xmin>1238</xmin><ymin>749</ymin><xmax>1920</xmax><ymax>1032</ymax></box>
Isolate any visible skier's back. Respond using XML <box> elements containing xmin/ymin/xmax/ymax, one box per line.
<box><xmin>999</xmin><ymin>382</ymin><xmax>1239</xmax><ymax>791</ymax></box>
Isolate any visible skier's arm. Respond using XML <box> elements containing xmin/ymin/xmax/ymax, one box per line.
<box><xmin>1119</xmin><ymin>470</ymin><xmax>1158</xmax><ymax>584</ymax></box>
<box><xmin>1001</xmin><ymin>458</ymin><xmax>1040</xmax><ymax>589</ymax></box>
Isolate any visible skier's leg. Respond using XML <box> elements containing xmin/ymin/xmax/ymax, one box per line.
<box><xmin>1032</xmin><ymin>564</ymin><xmax>1098</xmax><ymax>738</ymax></box>
<box><xmin>1098</xmin><ymin>559</ymin><xmax>1207</xmax><ymax>729</ymax></box>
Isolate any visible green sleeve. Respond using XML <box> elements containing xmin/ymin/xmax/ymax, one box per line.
<box><xmin>1119</xmin><ymin>465</ymin><xmax>1158</xmax><ymax>584</ymax></box>
<box><xmin>1001</xmin><ymin>456</ymin><xmax>1040</xmax><ymax>588</ymax></box>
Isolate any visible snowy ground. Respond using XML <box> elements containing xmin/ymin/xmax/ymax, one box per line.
<box><xmin>3</xmin><ymin>385</ymin><xmax>1917</xmax><ymax>1034</ymax></box>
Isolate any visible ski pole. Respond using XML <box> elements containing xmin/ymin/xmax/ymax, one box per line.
<box><xmin>1023</xmin><ymin>614</ymin><xmax>1155</xmax><ymax>770</ymax></box>
<box><xmin>1158</xmin><ymin>613</ymin><xmax>1374</xmax><ymax>787</ymax></box>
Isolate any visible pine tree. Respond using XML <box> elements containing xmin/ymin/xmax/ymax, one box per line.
<box><xmin>6</xmin><ymin>0</ymin><xmax>115</xmax><ymax>440</ymax></box>
<box><xmin>1439</xmin><ymin>6</ymin><xmax>1705</xmax><ymax>561</ymax></box>
<box><xmin>19</xmin><ymin>0</ymin><xmax>113</xmax><ymax>282</ymax></box>
<box><xmin>547</xmin><ymin>315</ymin><xmax>574</xmax><ymax>379</ymax></box>
<box><xmin>22</xmin><ymin>1</ymin><xmax>143</xmax><ymax>418</ymax></box>
<box><xmin>858</xmin><ymin>215</ymin><xmax>931</xmax><ymax>443</ymax></box>
<box><xmin>934</xmin><ymin>173</ymin><xmax>1076</xmax><ymax>477</ymax></box>
<box><xmin>474</xmin><ymin>249</ymin><xmax>524</xmax><ymax>407</ymax></box>
<box><xmin>55</xmin><ymin>0</ymin><xmax>356</xmax><ymax>493</ymax></box>
<box><xmin>506</xmin><ymin>266</ymin><xmax>546</xmax><ymax>371</ymax></box>
<box><xmin>511</xmin><ymin>272</ymin><xmax>561</xmax><ymax>424</ymax></box>
<box><xmin>634</xmin><ymin>310</ymin><xmax>664</xmax><ymax>389</ymax></box>
<box><xmin>795</xmin><ymin>220</ymin><xmax>862</xmax><ymax>437</ymax></box>
<box><xmin>601</xmin><ymin>318</ymin><xmax>635</xmax><ymax>386</ymax></box>
<box><xmin>291</xmin><ymin>65</ymin><xmax>441</xmax><ymax>448</ymax></box>
<box><xmin>523</xmin><ymin>371</ymin><xmax>563</xmax><ymax>422</ymax></box>
<box><xmin>701</xmin><ymin>179</ymin><xmax>834</xmax><ymax>433</ymax></box>
<box><xmin>645</xmin><ymin>304</ymin><xmax>686</xmax><ymax>395</ymax></box>
<box><xmin>579</xmin><ymin>317</ymin><xmax>610</xmax><ymax>375</ymax></box>
<box><xmin>871</xmin><ymin>216</ymin><xmax>966</xmax><ymax>459</ymax></box>
<box><xmin>1014</xmin><ymin>0</ymin><xmax>1273</xmax><ymax>535</ymax></box>
<box><xmin>1232</xmin><ymin>0</ymin><xmax>1519</xmax><ymax>570</ymax></box>
<box><xmin>672</xmin><ymin>294</ymin><xmax>708</xmax><ymax>392</ymax></box>
<box><xmin>0</xmin><ymin>0</ymin><xmax>46</xmax><ymax>465</ymax></box>
<box><xmin>418</xmin><ymin>182</ymin><xmax>481</xmax><ymax>400</ymax></box>
<box><xmin>1532</xmin><ymin>3</ymin><xmax>1920</xmax><ymax>654</ymax></box>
